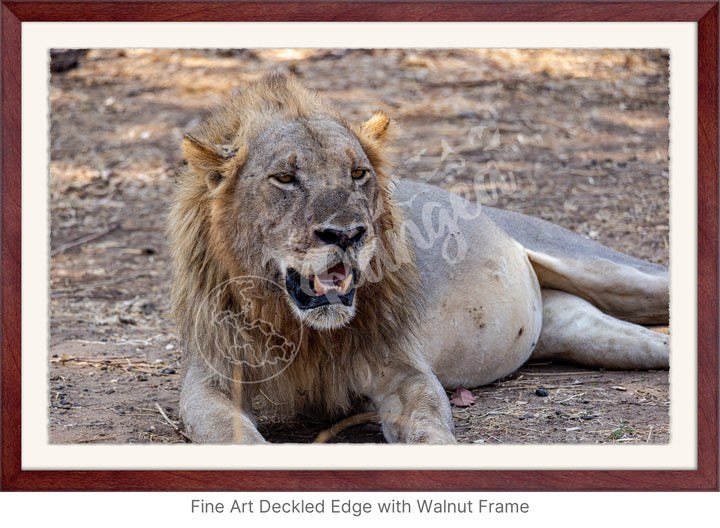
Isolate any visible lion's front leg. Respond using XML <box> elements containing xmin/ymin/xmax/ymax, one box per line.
<box><xmin>180</xmin><ymin>361</ymin><xmax>266</xmax><ymax>444</ymax></box>
<box><xmin>367</xmin><ymin>368</ymin><xmax>456</xmax><ymax>444</ymax></box>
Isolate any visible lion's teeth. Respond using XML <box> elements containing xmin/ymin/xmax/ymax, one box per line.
<box><xmin>312</xmin><ymin>270</ymin><xmax>352</xmax><ymax>296</ymax></box>
<box><xmin>338</xmin><ymin>273</ymin><xmax>352</xmax><ymax>294</ymax></box>
<box><xmin>313</xmin><ymin>275</ymin><xmax>326</xmax><ymax>295</ymax></box>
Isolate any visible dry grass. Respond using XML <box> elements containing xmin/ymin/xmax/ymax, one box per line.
<box><xmin>49</xmin><ymin>49</ymin><xmax>669</xmax><ymax>444</ymax></box>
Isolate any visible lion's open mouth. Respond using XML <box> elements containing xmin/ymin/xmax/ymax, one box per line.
<box><xmin>285</xmin><ymin>263</ymin><xmax>357</xmax><ymax>310</ymax></box>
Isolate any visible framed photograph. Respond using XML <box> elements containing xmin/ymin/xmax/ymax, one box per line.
<box><xmin>1</xmin><ymin>1</ymin><xmax>717</xmax><ymax>492</ymax></box>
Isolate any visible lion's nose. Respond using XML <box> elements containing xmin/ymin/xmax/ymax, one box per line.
<box><xmin>314</xmin><ymin>225</ymin><xmax>367</xmax><ymax>249</ymax></box>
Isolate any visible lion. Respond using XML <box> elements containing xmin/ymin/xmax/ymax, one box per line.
<box><xmin>168</xmin><ymin>74</ymin><xmax>669</xmax><ymax>444</ymax></box>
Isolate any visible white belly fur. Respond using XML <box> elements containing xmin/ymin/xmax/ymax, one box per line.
<box><xmin>395</xmin><ymin>180</ymin><xmax>542</xmax><ymax>389</ymax></box>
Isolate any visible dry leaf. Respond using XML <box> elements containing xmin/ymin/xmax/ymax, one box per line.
<box><xmin>449</xmin><ymin>388</ymin><xmax>476</xmax><ymax>407</ymax></box>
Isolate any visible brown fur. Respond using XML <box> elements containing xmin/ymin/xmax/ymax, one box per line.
<box><xmin>168</xmin><ymin>75</ymin><xmax>426</xmax><ymax>420</ymax></box>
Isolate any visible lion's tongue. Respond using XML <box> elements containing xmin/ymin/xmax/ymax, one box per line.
<box><xmin>313</xmin><ymin>263</ymin><xmax>351</xmax><ymax>296</ymax></box>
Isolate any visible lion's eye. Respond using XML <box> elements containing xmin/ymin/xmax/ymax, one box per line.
<box><xmin>351</xmin><ymin>168</ymin><xmax>369</xmax><ymax>180</ymax></box>
<box><xmin>272</xmin><ymin>173</ymin><xmax>295</xmax><ymax>184</ymax></box>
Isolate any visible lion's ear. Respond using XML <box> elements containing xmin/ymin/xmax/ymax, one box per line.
<box><xmin>359</xmin><ymin>110</ymin><xmax>392</xmax><ymax>143</ymax></box>
<box><xmin>183</xmin><ymin>133</ymin><xmax>238</xmax><ymax>188</ymax></box>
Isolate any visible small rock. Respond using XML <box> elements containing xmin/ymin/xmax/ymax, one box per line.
<box><xmin>140</xmin><ymin>302</ymin><xmax>156</xmax><ymax>315</ymax></box>
<box><xmin>535</xmin><ymin>388</ymin><xmax>548</xmax><ymax>397</ymax></box>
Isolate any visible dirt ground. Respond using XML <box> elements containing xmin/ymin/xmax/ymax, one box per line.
<box><xmin>49</xmin><ymin>48</ymin><xmax>669</xmax><ymax>445</ymax></box>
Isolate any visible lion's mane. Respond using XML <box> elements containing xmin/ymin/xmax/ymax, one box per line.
<box><xmin>168</xmin><ymin>75</ymin><xmax>425</xmax><ymax>418</ymax></box>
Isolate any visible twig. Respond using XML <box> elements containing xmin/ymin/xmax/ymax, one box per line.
<box><xmin>155</xmin><ymin>402</ymin><xmax>191</xmax><ymax>441</ymax></box>
<box><xmin>519</xmin><ymin>371</ymin><xmax>599</xmax><ymax>376</ymax></box>
<box><xmin>51</xmin><ymin>272</ymin><xmax>154</xmax><ymax>295</ymax></box>
<box><xmin>231</xmin><ymin>364</ymin><xmax>244</xmax><ymax>443</ymax></box>
<box><xmin>52</xmin><ymin>355</ymin><xmax>145</xmax><ymax>364</ymax></box>
<box><xmin>313</xmin><ymin>412</ymin><xmax>380</xmax><ymax>443</ymax></box>
<box><xmin>51</xmin><ymin>356</ymin><xmax>162</xmax><ymax>373</ymax></box>
<box><xmin>51</xmin><ymin>222</ymin><xmax>122</xmax><ymax>256</ymax></box>
<box><xmin>258</xmin><ymin>388</ymin><xmax>283</xmax><ymax>406</ymax></box>
<box><xmin>554</xmin><ymin>392</ymin><xmax>586</xmax><ymax>405</ymax></box>
<box><xmin>76</xmin><ymin>435</ymin><xmax>118</xmax><ymax>443</ymax></box>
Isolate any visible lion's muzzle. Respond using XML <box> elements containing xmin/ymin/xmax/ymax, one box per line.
<box><xmin>284</xmin><ymin>222</ymin><xmax>367</xmax><ymax>311</ymax></box>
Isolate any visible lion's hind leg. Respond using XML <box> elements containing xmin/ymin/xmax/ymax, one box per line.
<box><xmin>526</xmin><ymin>248</ymin><xmax>668</xmax><ymax>325</ymax></box>
<box><xmin>532</xmin><ymin>289</ymin><xmax>669</xmax><ymax>369</ymax></box>
<box><xmin>483</xmin><ymin>207</ymin><xmax>668</xmax><ymax>325</ymax></box>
